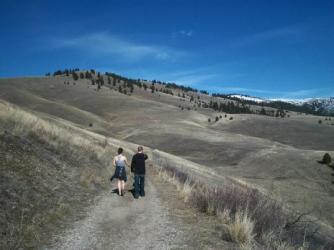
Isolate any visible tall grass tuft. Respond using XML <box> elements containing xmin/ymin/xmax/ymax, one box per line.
<box><xmin>226</xmin><ymin>209</ymin><xmax>255</xmax><ymax>244</ymax></box>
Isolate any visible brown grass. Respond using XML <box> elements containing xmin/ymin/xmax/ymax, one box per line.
<box><xmin>154</xmin><ymin>159</ymin><xmax>321</xmax><ymax>249</ymax></box>
<box><xmin>0</xmin><ymin>100</ymin><xmax>121</xmax><ymax>249</ymax></box>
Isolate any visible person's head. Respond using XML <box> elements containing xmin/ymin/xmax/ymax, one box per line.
<box><xmin>118</xmin><ymin>147</ymin><xmax>123</xmax><ymax>155</ymax></box>
<box><xmin>137</xmin><ymin>146</ymin><xmax>143</xmax><ymax>153</ymax></box>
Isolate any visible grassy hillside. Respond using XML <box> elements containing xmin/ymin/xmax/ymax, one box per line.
<box><xmin>1</xmin><ymin>73</ymin><xmax>334</xmax><ymax>248</ymax></box>
<box><xmin>0</xmin><ymin>100</ymin><xmax>125</xmax><ymax>249</ymax></box>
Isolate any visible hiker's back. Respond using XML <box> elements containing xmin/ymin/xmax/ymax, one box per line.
<box><xmin>115</xmin><ymin>155</ymin><xmax>126</xmax><ymax>167</ymax></box>
<box><xmin>132</xmin><ymin>153</ymin><xmax>148</xmax><ymax>175</ymax></box>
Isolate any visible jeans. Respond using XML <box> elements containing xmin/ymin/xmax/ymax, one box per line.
<box><xmin>134</xmin><ymin>174</ymin><xmax>145</xmax><ymax>198</ymax></box>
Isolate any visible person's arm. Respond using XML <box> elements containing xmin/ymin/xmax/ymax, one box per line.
<box><xmin>131</xmin><ymin>155</ymin><xmax>136</xmax><ymax>172</ymax></box>
<box><xmin>112</xmin><ymin>156</ymin><xmax>116</xmax><ymax>167</ymax></box>
<box><xmin>124</xmin><ymin>157</ymin><xmax>130</xmax><ymax>167</ymax></box>
<box><xmin>144</xmin><ymin>154</ymin><xmax>148</xmax><ymax>160</ymax></box>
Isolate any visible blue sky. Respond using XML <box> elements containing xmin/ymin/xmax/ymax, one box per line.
<box><xmin>0</xmin><ymin>0</ymin><xmax>333</xmax><ymax>98</ymax></box>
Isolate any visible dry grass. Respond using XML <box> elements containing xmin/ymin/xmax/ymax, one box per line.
<box><xmin>155</xmin><ymin>164</ymin><xmax>260</xmax><ymax>245</ymax></box>
<box><xmin>0</xmin><ymin>100</ymin><xmax>121</xmax><ymax>249</ymax></box>
<box><xmin>153</xmin><ymin>159</ymin><xmax>320</xmax><ymax>248</ymax></box>
<box><xmin>226</xmin><ymin>210</ymin><xmax>255</xmax><ymax>245</ymax></box>
<box><xmin>156</xmin><ymin>158</ymin><xmax>334</xmax><ymax>249</ymax></box>
<box><xmin>0</xmin><ymin>101</ymin><xmax>107</xmax><ymax>157</ymax></box>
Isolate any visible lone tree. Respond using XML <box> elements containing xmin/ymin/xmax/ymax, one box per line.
<box><xmin>72</xmin><ymin>72</ymin><xmax>79</xmax><ymax>81</ymax></box>
<box><xmin>215</xmin><ymin>116</ymin><xmax>219</xmax><ymax>122</ymax></box>
<box><xmin>322</xmin><ymin>153</ymin><xmax>332</xmax><ymax>165</ymax></box>
<box><xmin>85</xmin><ymin>71</ymin><xmax>92</xmax><ymax>79</ymax></box>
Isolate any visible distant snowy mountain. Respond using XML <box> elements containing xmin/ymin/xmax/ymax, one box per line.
<box><xmin>270</xmin><ymin>97</ymin><xmax>334</xmax><ymax>113</ymax></box>
<box><xmin>301</xmin><ymin>97</ymin><xmax>334</xmax><ymax>113</ymax></box>
<box><xmin>268</xmin><ymin>98</ymin><xmax>313</xmax><ymax>105</ymax></box>
<box><xmin>229</xmin><ymin>94</ymin><xmax>265</xmax><ymax>103</ymax></box>
<box><xmin>226</xmin><ymin>94</ymin><xmax>334</xmax><ymax>115</ymax></box>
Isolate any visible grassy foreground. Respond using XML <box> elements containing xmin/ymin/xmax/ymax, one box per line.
<box><xmin>0</xmin><ymin>100</ymin><xmax>118</xmax><ymax>249</ymax></box>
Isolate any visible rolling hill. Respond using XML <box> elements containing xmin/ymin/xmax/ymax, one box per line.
<box><xmin>1</xmin><ymin>70</ymin><xmax>334</xmax><ymax>249</ymax></box>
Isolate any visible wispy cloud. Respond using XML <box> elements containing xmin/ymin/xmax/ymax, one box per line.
<box><xmin>170</xmin><ymin>73</ymin><xmax>217</xmax><ymax>86</ymax></box>
<box><xmin>231</xmin><ymin>25</ymin><xmax>305</xmax><ymax>48</ymax></box>
<box><xmin>179</xmin><ymin>30</ymin><xmax>193</xmax><ymax>37</ymax></box>
<box><xmin>48</xmin><ymin>32</ymin><xmax>185</xmax><ymax>62</ymax></box>
<box><xmin>171</xmin><ymin>30</ymin><xmax>193</xmax><ymax>39</ymax></box>
<box><xmin>149</xmin><ymin>67</ymin><xmax>217</xmax><ymax>85</ymax></box>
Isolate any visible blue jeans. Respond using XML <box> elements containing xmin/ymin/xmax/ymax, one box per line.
<box><xmin>134</xmin><ymin>175</ymin><xmax>145</xmax><ymax>198</ymax></box>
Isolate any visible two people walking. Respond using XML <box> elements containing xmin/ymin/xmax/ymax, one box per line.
<box><xmin>111</xmin><ymin>146</ymin><xmax>148</xmax><ymax>199</ymax></box>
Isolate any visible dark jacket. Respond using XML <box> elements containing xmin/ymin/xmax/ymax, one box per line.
<box><xmin>131</xmin><ymin>153</ymin><xmax>148</xmax><ymax>175</ymax></box>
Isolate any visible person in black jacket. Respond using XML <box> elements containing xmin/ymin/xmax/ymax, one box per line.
<box><xmin>131</xmin><ymin>146</ymin><xmax>148</xmax><ymax>199</ymax></box>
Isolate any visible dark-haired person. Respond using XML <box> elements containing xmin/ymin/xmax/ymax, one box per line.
<box><xmin>131</xmin><ymin>146</ymin><xmax>148</xmax><ymax>199</ymax></box>
<box><xmin>112</xmin><ymin>147</ymin><xmax>129</xmax><ymax>196</ymax></box>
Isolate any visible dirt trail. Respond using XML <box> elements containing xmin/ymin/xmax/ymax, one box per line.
<box><xmin>48</xmin><ymin>170</ymin><xmax>230</xmax><ymax>250</ymax></box>
<box><xmin>49</xmin><ymin>178</ymin><xmax>190</xmax><ymax>250</ymax></box>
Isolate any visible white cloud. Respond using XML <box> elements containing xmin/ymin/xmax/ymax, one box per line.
<box><xmin>143</xmin><ymin>68</ymin><xmax>217</xmax><ymax>85</ymax></box>
<box><xmin>231</xmin><ymin>25</ymin><xmax>305</xmax><ymax>48</ymax></box>
<box><xmin>48</xmin><ymin>32</ymin><xmax>185</xmax><ymax>62</ymax></box>
<box><xmin>171</xmin><ymin>30</ymin><xmax>193</xmax><ymax>39</ymax></box>
<box><xmin>170</xmin><ymin>73</ymin><xmax>217</xmax><ymax>85</ymax></box>
<box><xmin>179</xmin><ymin>30</ymin><xmax>193</xmax><ymax>37</ymax></box>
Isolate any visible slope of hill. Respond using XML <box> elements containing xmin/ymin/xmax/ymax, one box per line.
<box><xmin>0</xmin><ymin>100</ymin><xmax>116</xmax><ymax>248</ymax></box>
<box><xmin>1</xmin><ymin>72</ymin><xmax>334</xmax><ymax>248</ymax></box>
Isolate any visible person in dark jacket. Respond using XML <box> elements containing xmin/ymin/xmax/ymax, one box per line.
<box><xmin>131</xmin><ymin>146</ymin><xmax>148</xmax><ymax>199</ymax></box>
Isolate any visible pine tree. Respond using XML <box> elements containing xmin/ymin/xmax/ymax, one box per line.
<box><xmin>72</xmin><ymin>72</ymin><xmax>79</xmax><ymax>80</ymax></box>
<box><xmin>322</xmin><ymin>153</ymin><xmax>332</xmax><ymax>165</ymax></box>
<box><xmin>85</xmin><ymin>71</ymin><xmax>92</xmax><ymax>79</ymax></box>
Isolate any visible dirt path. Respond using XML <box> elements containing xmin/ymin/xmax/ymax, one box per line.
<box><xmin>48</xmin><ymin>178</ymin><xmax>186</xmax><ymax>249</ymax></box>
<box><xmin>48</xmin><ymin>171</ymin><xmax>230</xmax><ymax>250</ymax></box>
